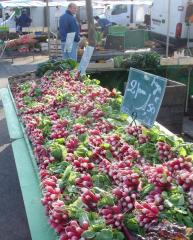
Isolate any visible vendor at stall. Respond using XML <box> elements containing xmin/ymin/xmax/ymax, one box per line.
<box><xmin>94</xmin><ymin>16</ymin><xmax>112</xmax><ymax>36</ymax></box>
<box><xmin>17</xmin><ymin>9</ymin><xmax>32</xmax><ymax>34</ymax></box>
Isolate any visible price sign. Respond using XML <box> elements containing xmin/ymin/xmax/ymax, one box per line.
<box><xmin>121</xmin><ymin>68</ymin><xmax>167</xmax><ymax>128</ymax></box>
<box><xmin>64</xmin><ymin>32</ymin><xmax>76</xmax><ymax>53</ymax></box>
<box><xmin>78</xmin><ymin>46</ymin><xmax>94</xmax><ymax>75</ymax></box>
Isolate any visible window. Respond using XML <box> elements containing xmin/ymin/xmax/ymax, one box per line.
<box><xmin>111</xmin><ymin>5</ymin><xmax>127</xmax><ymax>15</ymax></box>
<box><xmin>185</xmin><ymin>4</ymin><xmax>193</xmax><ymax>23</ymax></box>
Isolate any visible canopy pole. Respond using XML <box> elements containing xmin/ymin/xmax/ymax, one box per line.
<box><xmin>166</xmin><ymin>0</ymin><xmax>171</xmax><ymax>57</ymax></box>
<box><xmin>46</xmin><ymin>0</ymin><xmax>51</xmax><ymax>59</ymax></box>
<box><xmin>185</xmin><ymin>67</ymin><xmax>192</xmax><ymax>113</ymax></box>
<box><xmin>86</xmin><ymin>0</ymin><xmax>95</xmax><ymax>47</ymax></box>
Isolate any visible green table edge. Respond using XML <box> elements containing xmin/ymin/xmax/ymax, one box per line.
<box><xmin>0</xmin><ymin>88</ymin><xmax>58</xmax><ymax>239</ymax></box>
<box><xmin>12</xmin><ymin>138</ymin><xmax>58</xmax><ymax>240</ymax></box>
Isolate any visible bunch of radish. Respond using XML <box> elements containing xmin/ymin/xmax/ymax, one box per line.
<box><xmin>175</xmin><ymin>169</ymin><xmax>193</xmax><ymax>190</ymax></box>
<box><xmin>49</xmin><ymin>200</ymin><xmax>69</xmax><ymax>234</ymax></box>
<box><xmin>81</xmin><ymin>189</ymin><xmax>100</xmax><ymax>210</ymax></box>
<box><xmin>50</xmin><ymin>119</ymin><xmax>69</xmax><ymax>139</ymax></box>
<box><xmin>59</xmin><ymin>220</ymin><xmax>88</xmax><ymax>240</ymax></box>
<box><xmin>75</xmin><ymin>173</ymin><xmax>93</xmax><ymax>188</ymax></box>
<box><xmin>99</xmin><ymin>205</ymin><xmax>123</xmax><ymax>229</ymax></box>
<box><xmin>143</xmin><ymin>165</ymin><xmax>172</xmax><ymax>188</ymax></box>
<box><xmin>98</xmin><ymin>159</ymin><xmax>111</xmax><ymax>174</ymax></box>
<box><xmin>72</xmin><ymin>123</ymin><xmax>88</xmax><ymax>135</ymax></box>
<box><xmin>65</xmin><ymin>136</ymin><xmax>79</xmax><ymax>152</ymax></box>
<box><xmin>187</xmin><ymin>187</ymin><xmax>193</xmax><ymax>211</ymax></box>
<box><xmin>145</xmin><ymin>188</ymin><xmax>164</xmax><ymax>211</ymax></box>
<box><xmin>166</xmin><ymin>157</ymin><xmax>193</xmax><ymax>173</ymax></box>
<box><xmin>93</xmin><ymin>119</ymin><xmax>113</xmax><ymax>134</ymax></box>
<box><xmin>88</xmin><ymin>135</ymin><xmax>104</xmax><ymax>147</ymax></box>
<box><xmin>155</xmin><ymin>142</ymin><xmax>175</xmax><ymax>161</ymax></box>
<box><xmin>135</xmin><ymin>202</ymin><xmax>159</xmax><ymax>229</ymax></box>
<box><xmin>73</xmin><ymin>157</ymin><xmax>95</xmax><ymax>172</ymax></box>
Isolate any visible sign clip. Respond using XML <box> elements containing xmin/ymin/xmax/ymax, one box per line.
<box><xmin>129</xmin><ymin>112</ymin><xmax>137</xmax><ymax>126</ymax></box>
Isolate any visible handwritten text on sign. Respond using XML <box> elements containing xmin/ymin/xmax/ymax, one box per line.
<box><xmin>64</xmin><ymin>32</ymin><xmax>75</xmax><ymax>53</ymax></box>
<box><xmin>121</xmin><ymin>68</ymin><xmax>167</xmax><ymax>128</ymax></box>
<box><xmin>78</xmin><ymin>46</ymin><xmax>94</xmax><ymax>75</ymax></box>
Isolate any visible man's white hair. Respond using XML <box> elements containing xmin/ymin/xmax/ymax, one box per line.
<box><xmin>68</xmin><ymin>3</ymin><xmax>77</xmax><ymax>9</ymax></box>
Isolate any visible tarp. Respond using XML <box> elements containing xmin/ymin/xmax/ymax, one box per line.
<box><xmin>48</xmin><ymin>1</ymin><xmax>86</xmax><ymax>7</ymax></box>
<box><xmin>0</xmin><ymin>0</ymin><xmax>152</xmax><ymax>9</ymax></box>
<box><xmin>0</xmin><ymin>1</ymin><xmax>88</xmax><ymax>8</ymax></box>
<box><xmin>93</xmin><ymin>0</ymin><xmax>153</xmax><ymax>6</ymax></box>
<box><xmin>0</xmin><ymin>1</ymin><xmax>45</xmax><ymax>8</ymax></box>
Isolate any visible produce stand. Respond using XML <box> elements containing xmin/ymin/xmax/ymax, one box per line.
<box><xmin>49</xmin><ymin>37</ymin><xmax>151</xmax><ymax>61</ymax></box>
<box><xmin>1</xmin><ymin>66</ymin><xmax>193</xmax><ymax>240</ymax></box>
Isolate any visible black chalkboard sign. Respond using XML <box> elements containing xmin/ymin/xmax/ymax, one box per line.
<box><xmin>121</xmin><ymin>68</ymin><xmax>167</xmax><ymax>128</ymax></box>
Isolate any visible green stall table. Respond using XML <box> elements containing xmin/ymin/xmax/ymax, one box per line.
<box><xmin>0</xmin><ymin>88</ymin><xmax>58</xmax><ymax>240</ymax></box>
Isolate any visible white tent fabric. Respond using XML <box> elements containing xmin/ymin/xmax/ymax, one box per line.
<box><xmin>0</xmin><ymin>1</ymin><xmax>46</xmax><ymax>8</ymax></box>
<box><xmin>0</xmin><ymin>1</ymin><xmax>87</xmax><ymax>8</ymax></box>
<box><xmin>93</xmin><ymin>0</ymin><xmax>153</xmax><ymax>6</ymax></box>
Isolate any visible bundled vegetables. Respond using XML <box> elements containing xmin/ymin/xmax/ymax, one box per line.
<box><xmin>11</xmin><ymin>69</ymin><xmax>193</xmax><ymax>240</ymax></box>
<box><xmin>114</xmin><ymin>52</ymin><xmax>160</xmax><ymax>70</ymax></box>
<box><xmin>36</xmin><ymin>59</ymin><xmax>78</xmax><ymax>77</ymax></box>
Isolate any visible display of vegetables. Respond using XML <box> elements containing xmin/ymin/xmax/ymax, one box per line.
<box><xmin>114</xmin><ymin>52</ymin><xmax>160</xmax><ymax>70</ymax></box>
<box><xmin>5</xmin><ymin>34</ymin><xmax>37</xmax><ymax>49</ymax></box>
<box><xmin>35</xmin><ymin>59</ymin><xmax>78</xmax><ymax>77</ymax></box>
<box><xmin>10</xmin><ymin>69</ymin><xmax>193</xmax><ymax>240</ymax></box>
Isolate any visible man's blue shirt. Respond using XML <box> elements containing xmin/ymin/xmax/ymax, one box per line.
<box><xmin>59</xmin><ymin>10</ymin><xmax>80</xmax><ymax>42</ymax></box>
<box><xmin>18</xmin><ymin>13</ymin><xmax>31</xmax><ymax>27</ymax></box>
<box><xmin>98</xmin><ymin>18</ymin><xmax>111</xmax><ymax>28</ymax></box>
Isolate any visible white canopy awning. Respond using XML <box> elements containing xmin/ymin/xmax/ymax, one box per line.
<box><xmin>0</xmin><ymin>1</ymin><xmax>46</xmax><ymax>8</ymax></box>
<box><xmin>93</xmin><ymin>0</ymin><xmax>153</xmax><ymax>6</ymax></box>
<box><xmin>0</xmin><ymin>1</ymin><xmax>88</xmax><ymax>8</ymax></box>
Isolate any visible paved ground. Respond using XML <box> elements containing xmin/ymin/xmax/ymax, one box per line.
<box><xmin>0</xmin><ymin>104</ymin><xmax>32</xmax><ymax>240</ymax></box>
<box><xmin>0</xmin><ymin>55</ymin><xmax>193</xmax><ymax>240</ymax></box>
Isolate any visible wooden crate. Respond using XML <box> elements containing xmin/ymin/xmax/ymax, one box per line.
<box><xmin>160</xmin><ymin>58</ymin><xmax>179</xmax><ymax>65</ymax></box>
<box><xmin>87</xmin><ymin>61</ymin><xmax>114</xmax><ymax>71</ymax></box>
<box><xmin>179</xmin><ymin>57</ymin><xmax>193</xmax><ymax>65</ymax></box>
<box><xmin>157</xmin><ymin>80</ymin><xmax>186</xmax><ymax>134</ymax></box>
<box><xmin>50</xmin><ymin>39</ymin><xmax>60</xmax><ymax>45</ymax></box>
<box><xmin>161</xmin><ymin>57</ymin><xmax>193</xmax><ymax>66</ymax></box>
<box><xmin>8</xmin><ymin>71</ymin><xmax>37</xmax><ymax>86</ymax></box>
<box><xmin>49</xmin><ymin>39</ymin><xmax>62</xmax><ymax>58</ymax></box>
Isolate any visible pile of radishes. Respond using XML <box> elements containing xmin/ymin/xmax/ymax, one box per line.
<box><xmin>11</xmin><ymin>70</ymin><xmax>193</xmax><ymax>239</ymax></box>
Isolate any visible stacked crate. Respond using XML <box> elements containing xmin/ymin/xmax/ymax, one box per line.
<box><xmin>105</xmin><ymin>25</ymin><xmax>146</xmax><ymax>50</ymax></box>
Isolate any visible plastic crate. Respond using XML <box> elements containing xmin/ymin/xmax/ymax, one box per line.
<box><xmin>107</xmin><ymin>28</ymin><xmax>147</xmax><ymax>50</ymax></box>
<box><xmin>125</xmin><ymin>29</ymin><xmax>145</xmax><ymax>49</ymax></box>
<box><xmin>108</xmin><ymin>25</ymin><xmax>128</xmax><ymax>36</ymax></box>
<box><xmin>0</xmin><ymin>26</ymin><xmax>9</xmax><ymax>32</ymax></box>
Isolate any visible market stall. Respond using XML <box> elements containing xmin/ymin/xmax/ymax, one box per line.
<box><xmin>1</xmin><ymin>61</ymin><xmax>193</xmax><ymax>240</ymax></box>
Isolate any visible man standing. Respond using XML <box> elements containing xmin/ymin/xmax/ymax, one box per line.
<box><xmin>59</xmin><ymin>3</ymin><xmax>80</xmax><ymax>61</ymax></box>
<box><xmin>17</xmin><ymin>9</ymin><xmax>32</xmax><ymax>34</ymax></box>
